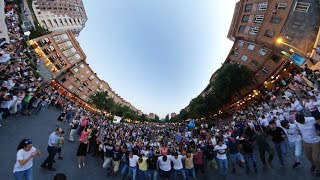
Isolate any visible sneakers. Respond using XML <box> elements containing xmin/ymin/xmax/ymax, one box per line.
<box><xmin>58</xmin><ymin>156</ymin><xmax>63</xmax><ymax>160</ymax></box>
<box><xmin>78</xmin><ymin>164</ymin><xmax>81</xmax><ymax>168</ymax></box>
<box><xmin>82</xmin><ymin>163</ymin><xmax>85</xmax><ymax>167</ymax></box>
<box><xmin>292</xmin><ymin>162</ymin><xmax>301</xmax><ymax>169</ymax></box>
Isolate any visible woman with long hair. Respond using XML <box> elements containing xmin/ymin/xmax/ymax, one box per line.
<box><xmin>76</xmin><ymin>137</ymin><xmax>89</xmax><ymax>168</ymax></box>
<box><xmin>13</xmin><ymin>139</ymin><xmax>41</xmax><ymax>180</ymax></box>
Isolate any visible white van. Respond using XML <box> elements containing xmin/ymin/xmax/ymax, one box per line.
<box><xmin>113</xmin><ymin>116</ymin><xmax>123</xmax><ymax>124</ymax></box>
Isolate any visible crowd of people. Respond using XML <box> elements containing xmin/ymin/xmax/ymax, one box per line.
<box><xmin>2</xmin><ymin>1</ymin><xmax>320</xmax><ymax>180</ymax></box>
<box><xmin>35</xmin><ymin>67</ymin><xmax>320</xmax><ymax>180</ymax></box>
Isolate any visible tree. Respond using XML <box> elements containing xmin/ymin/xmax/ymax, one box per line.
<box><xmin>155</xmin><ymin>115</ymin><xmax>160</xmax><ymax>122</ymax></box>
<box><xmin>165</xmin><ymin>114</ymin><xmax>170</xmax><ymax>122</ymax></box>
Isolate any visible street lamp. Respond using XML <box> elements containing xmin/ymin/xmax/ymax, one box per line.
<box><xmin>276</xmin><ymin>37</ymin><xmax>306</xmax><ymax>55</ymax></box>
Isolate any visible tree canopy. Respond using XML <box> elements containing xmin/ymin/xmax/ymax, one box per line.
<box><xmin>174</xmin><ymin>63</ymin><xmax>252</xmax><ymax>121</ymax></box>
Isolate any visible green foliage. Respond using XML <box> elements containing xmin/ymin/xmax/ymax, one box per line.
<box><xmin>165</xmin><ymin>114</ymin><xmax>170</xmax><ymax>122</ymax></box>
<box><xmin>90</xmin><ymin>92</ymin><xmax>140</xmax><ymax>121</ymax></box>
<box><xmin>176</xmin><ymin>63</ymin><xmax>252</xmax><ymax>120</ymax></box>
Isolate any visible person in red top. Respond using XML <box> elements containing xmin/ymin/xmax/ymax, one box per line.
<box><xmin>193</xmin><ymin>148</ymin><xmax>205</xmax><ymax>176</ymax></box>
<box><xmin>77</xmin><ymin>118</ymin><xmax>88</xmax><ymax>135</ymax></box>
<box><xmin>160</xmin><ymin>144</ymin><xmax>168</xmax><ymax>156</ymax></box>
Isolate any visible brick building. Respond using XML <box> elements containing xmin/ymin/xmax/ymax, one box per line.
<box><xmin>32</xmin><ymin>0</ymin><xmax>87</xmax><ymax>36</ymax></box>
<box><xmin>29</xmin><ymin>31</ymin><xmax>140</xmax><ymax>113</ymax></box>
<box><xmin>28</xmin><ymin>30</ymin><xmax>86</xmax><ymax>79</ymax></box>
<box><xmin>200</xmin><ymin>0</ymin><xmax>320</xmax><ymax>112</ymax></box>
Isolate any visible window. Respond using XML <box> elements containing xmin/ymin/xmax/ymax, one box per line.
<box><xmin>67</xmin><ymin>57</ymin><xmax>75</xmax><ymax>63</ymax></box>
<box><xmin>258</xmin><ymin>48</ymin><xmax>267</xmax><ymax>56</ymax></box>
<box><xmin>277</xmin><ymin>3</ymin><xmax>287</xmax><ymax>9</ymax></box>
<box><xmin>270</xmin><ymin>54</ymin><xmax>280</xmax><ymax>63</ymax></box>
<box><xmin>294</xmin><ymin>2</ymin><xmax>310</xmax><ymax>13</ymax></box>
<box><xmin>86</xmin><ymin>70</ymin><xmax>90</xmax><ymax>74</ymax></box>
<box><xmin>261</xmin><ymin>67</ymin><xmax>269</xmax><ymax>74</ymax></box>
<box><xmin>61</xmin><ymin>78</ymin><xmax>66</xmax><ymax>83</ymax></box>
<box><xmin>64</xmin><ymin>41</ymin><xmax>72</xmax><ymax>47</ymax></box>
<box><xmin>82</xmin><ymin>95</ymin><xmax>87</xmax><ymax>99</ymax></box>
<box><xmin>241</xmin><ymin>55</ymin><xmax>248</xmax><ymax>61</ymax></box>
<box><xmin>75</xmin><ymin>90</ymin><xmax>80</xmax><ymax>95</ymax></box>
<box><xmin>80</xmin><ymin>64</ymin><xmax>85</xmax><ymax>68</ymax></box>
<box><xmin>74</xmin><ymin>54</ymin><xmax>81</xmax><ymax>60</ymax></box>
<box><xmin>271</xmin><ymin>16</ymin><xmax>281</xmax><ymax>24</ymax></box>
<box><xmin>62</xmin><ymin>50</ymin><xmax>70</xmax><ymax>57</ymax></box>
<box><xmin>233</xmin><ymin>51</ymin><xmax>239</xmax><ymax>57</ymax></box>
<box><xmin>58</xmin><ymin>43</ymin><xmax>66</xmax><ymax>51</ymax></box>
<box><xmin>250</xmin><ymin>60</ymin><xmax>258</xmax><ymax>66</ymax></box>
<box><xmin>238</xmin><ymin>40</ymin><xmax>244</xmax><ymax>47</ymax></box>
<box><xmin>264</xmin><ymin>30</ymin><xmax>274</xmax><ymax>38</ymax></box>
<box><xmin>253</xmin><ymin>15</ymin><xmax>264</xmax><ymax>23</ymax></box>
<box><xmin>89</xmin><ymin>75</ymin><xmax>94</xmax><ymax>80</ymax></box>
<box><xmin>290</xmin><ymin>19</ymin><xmax>302</xmax><ymax>29</ymax></box>
<box><xmin>245</xmin><ymin>4</ymin><xmax>253</xmax><ymax>12</ymax></box>
<box><xmin>69</xmin><ymin>47</ymin><xmax>77</xmax><ymax>53</ymax></box>
<box><xmin>59</xmin><ymin>33</ymin><xmax>68</xmax><ymax>40</ymax></box>
<box><xmin>96</xmin><ymin>80</ymin><xmax>99</xmax><ymax>84</ymax></box>
<box><xmin>248</xmin><ymin>43</ymin><xmax>255</xmax><ymax>51</ymax></box>
<box><xmin>238</xmin><ymin>26</ymin><xmax>246</xmax><ymax>33</ymax></box>
<box><xmin>257</xmin><ymin>2</ymin><xmax>268</xmax><ymax>11</ymax></box>
<box><xmin>68</xmin><ymin>85</ymin><xmax>73</xmax><ymax>90</ymax></box>
<box><xmin>80</xmin><ymin>74</ymin><xmax>85</xmax><ymax>79</ymax></box>
<box><xmin>249</xmin><ymin>26</ymin><xmax>259</xmax><ymax>35</ymax></box>
<box><xmin>242</xmin><ymin>15</ymin><xmax>250</xmax><ymax>23</ymax></box>
<box><xmin>73</xmin><ymin>68</ymin><xmax>79</xmax><ymax>73</ymax></box>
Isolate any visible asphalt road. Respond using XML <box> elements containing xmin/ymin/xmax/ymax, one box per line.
<box><xmin>0</xmin><ymin>107</ymin><xmax>319</xmax><ymax>180</ymax></box>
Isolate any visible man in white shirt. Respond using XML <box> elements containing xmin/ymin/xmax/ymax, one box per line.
<box><xmin>280</xmin><ymin>120</ymin><xmax>302</xmax><ymax>168</ymax></box>
<box><xmin>214</xmin><ymin>139</ymin><xmax>228</xmax><ymax>177</ymax></box>
<box><xmin>157</xmin><ymin>155</ymin><xmax>172</xmax><ymax>180</ymax></box>
<box><xmin>291</xmin><ymin>98</ymin><xmax>304</xmax><ymax>115</ymax></box>
<box><xmin>171</xmin><ymin>152</ymin><xmax>186</xmax><ymax>179</ymax></box>
<box><xmin>41</xmin><ymin>128</ymin><xmax>62</xmax><ymax>171</ymax></box>
<box><xmin>128</xmin><ymin>152</ymin><xmax>139</xmax><ymax>180</ymax></box>
<box><xmin>295</xmin><ymin>114</ymin><xmax>320</xmax><ymax>176</ymax></box>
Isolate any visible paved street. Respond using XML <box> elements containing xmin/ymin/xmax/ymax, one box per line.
<box><xmin>0</xmin><ymin>108</ymin><xmax>319</xmax><ymax>180</ymax></box>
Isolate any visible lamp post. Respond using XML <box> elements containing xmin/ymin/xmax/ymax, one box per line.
<box><xmin>276</xmin><ymin>38</ymin><xmax>307</xmax><ymax>55</ymax></box>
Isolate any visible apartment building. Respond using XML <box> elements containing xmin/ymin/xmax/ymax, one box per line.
<box><xmin>28</xmin><ymin>30</ymin><xmax>86</xmax><ymax>78</ymax></box>
<box><xmin>32</xmin><ymin>0</ymin><xmax>87</xmax><ymax>36</ymax></box>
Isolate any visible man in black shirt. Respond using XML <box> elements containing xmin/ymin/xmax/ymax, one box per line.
<box><xmin>226</xmin><ymin>136</ymin><xmax>244</xmax><ymax>173</ymax></box>
<box><xmin>267</xmin><ymin>120</ymin><xmax>287</xmax><ymax>166</ymax></box>
<box><xmin>112</xmin><ymin>144</ymin><xmax>122</xmax><ymax>176</ymax></box>
<box><xmin>240</xmin><ymin>135</ymin><xmax>257</xmax><ymax>174</ymax></box>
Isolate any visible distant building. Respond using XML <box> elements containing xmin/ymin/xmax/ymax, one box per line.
<box><xmin>148</xmin><ymin>113</ymin><xmax>155</xmax><ymax>120</ymax></box>
<box><xmin>170</xmin><ymin>113</ymin><xmax>177</xmax><ymax>118</ymax></box>
<box><xmin>32</xmin><ymin>0</ymin><xmax>87</xmax><ymax>36</ymax></box>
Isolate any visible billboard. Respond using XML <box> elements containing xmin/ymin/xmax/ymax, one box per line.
<box><xmin>290</xmin><ymin>53</ymin><xmax>305</xmax><ymax>66</ymax></box>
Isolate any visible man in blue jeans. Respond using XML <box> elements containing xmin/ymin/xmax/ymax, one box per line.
<box><xmin>214</xmin><ymin>139</ymin><xmax>228</xmax><ymax>177</ymax></box>
<box><xmin>227</xmin><ymin>135</ymin><xmax>245</xmax><ymax>173</ymax></box>
<box><xmin>41</xmin><ymin>128</ymin><xmax>62</xmax><ymax>171</ymax></box>
<box><xmin>267</xmin><ymin>120</ymin><xmax>287</xmax><ymax>167</ymax></box>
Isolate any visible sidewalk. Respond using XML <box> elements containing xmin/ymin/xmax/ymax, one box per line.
<box><xmin>0</xmin><ymin>0</ymin><xmax>9</xmax><ymax>41</ymax></box>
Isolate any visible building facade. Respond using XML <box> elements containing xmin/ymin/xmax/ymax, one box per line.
<box><xmin>32</xmin><ymin>0</ymin><xmax>87</xmax><ymax>36</ymax></box>
<box><xmin>29</xmin><ymin>30</ymin><xmax>86</xmax><ymax>79</ymax></box>
<box><xmin>29</xmin><ymin>31</ymin><xmax>140</xmax><ymax>114</ymax></box>
<box><xmin>200</xmin><ymin>0</ymin><xmax>320</xmax><ymax>113</ymax></box>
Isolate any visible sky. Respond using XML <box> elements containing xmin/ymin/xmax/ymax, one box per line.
<box><xmin>78</xmin><ymin>0</ymin><xmax>239</xmax><ymax>118</ymax></box>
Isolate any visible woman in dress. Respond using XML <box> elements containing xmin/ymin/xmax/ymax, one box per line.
<box><xmin>13</xmin><ymin>139</ymin><xmax>41</xmax><ymax>180</ymax></box>
<box><xmin>76</xmin><ymin>137</ymin><xmax>89</xmax><ymax>168</ymax></box>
